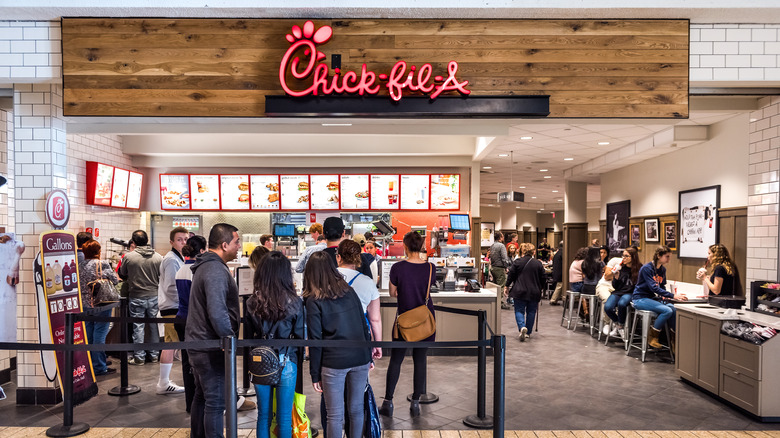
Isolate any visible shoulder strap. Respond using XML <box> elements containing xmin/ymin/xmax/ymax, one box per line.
<box><xmin>348</xmin><ymin>272</ymin><xmax>361</xmax><ymax>286</ymax></box>
<box><xmin>425</xmin><ymin>263</ymin><xmax>432</xmax><ymax>305</ymax></box>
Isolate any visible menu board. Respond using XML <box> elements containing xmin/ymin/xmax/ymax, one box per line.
<box><xmin>220</xmin><ymin>175</ymin><xmax>250</xmax><ymax>210</ymax></box>
<box><xmin>370</xmin><ymin>175</ymin><xmax>400</xmax><ymax>210</ymax></box>
<box><xmin>160</xmin><ymin>174</ymin><xmax>190</xmax><ymax>210</ymax></box>
<box><xmin>126</xmin><ymin>172</ymin><xmax>143</xmax><ymax>209</ymax></box>
<box><xmin>340</xmin><ymin>175</ymin><xmax>369</xmax><ymax>210</ymax></box>
<box><xmin>400</xmin><ymin>175</ymin><xmax>429</xmax><ymax>210</ymax></box>
<box><xmin>190</xmin><ymin>175</ymin><xmax>220</xmax><ymax>210</ymax></box>
<box><xmin>310</xmin><ymin>175</ymin><xmax>340</xmax><ymax>210</ymax></box>
<box><xmin>250</xmin><ymin>175</ymin><xmax>280</xmax><ymax>210</ymax></box>
<box><xmin>430</xmin><ymin>174</ymin><xmax>460</xmax><ymax>210</ymax></box>
<box><xmin>111</xmin><ymin>168</ymin><xmax>129</xmax><ymax>208</ymax></box>
<box><xmin>93</xmin><ymin>163</ymin><xmax>114</xmax><ymax>206</ymax></box>
<box><xmin>280</xmin><ymin>175</ymin><xmax>310</xmax><ymax>210</ymax></box>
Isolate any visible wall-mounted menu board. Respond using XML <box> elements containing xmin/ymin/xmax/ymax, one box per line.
<box><xmin>340</xmin><ymin>175</ymin><xmax>369</xmax><ymax>210</ymax></box>
<box><xmin>250</xmin><ymin>175</ymin><xmax>280</xmax><ymax>210</ymax></box>
<box><xmin>431</xmin><ymin>174</ymin><xmax>460</xmax><ymax>210</ymax></box>
<box><xmin>370</xmin><ymin>175</ymin><xmax>400</xmax><ymax>210</ymax></box>
<box><xmin>86</xmin><ymin>161</ymin><xmax>144</xmax><ymax>210</ymax></box>
<box><xmin>280</xmin><ymin>175</ymin><xmax>310</xmax><ymax>210</ymax></box>
<box><xmin>220</xmin><ymin>175</ymin><xmax>250</xmax><ymax>211</ymax></box>
<box><xmin>310</xmin><ymin>175</ymin><xmax>340</xmax><ymax>210</ymax></box>
<box><xmin>400</xmin><ymin>175</ymin><xmax>430</xmax><ymax>210</ymax></box>
<box><xmin>159</xmin><ymin>173</ymin><xmax>460</xmax><ymax>211</ymax></box>
<box><xmin>190</xmin><ymin>175</ymin><xmax>220</xmax><ymax>210</ymax></box>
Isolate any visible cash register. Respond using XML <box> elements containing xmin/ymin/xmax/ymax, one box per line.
<box><xmin>429</xmin><ymin>256</ymin><xmax>478</xmax><ymax>291</ymax></box>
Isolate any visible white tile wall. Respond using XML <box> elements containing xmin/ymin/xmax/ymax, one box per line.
<box><xmin>691</xmin><ymin>24</ymin><xmax>780</xmax><ymax>82</ymax></box>
<box><xmin>0</xmin><ymin>21</ymin><xmax>61</xmax><ymax>82</ymax></box>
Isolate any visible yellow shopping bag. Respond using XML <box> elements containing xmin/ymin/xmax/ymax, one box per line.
<box><xmin>270</xmin><ymin>391</ymin><xmax>310</xmax><ymax>438</ymax></box>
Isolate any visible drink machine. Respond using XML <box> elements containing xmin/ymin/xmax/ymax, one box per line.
<box><xmin>273</xmin><ymin>223</ymin><xmax>299</xmax><ymax>257</ymax></box>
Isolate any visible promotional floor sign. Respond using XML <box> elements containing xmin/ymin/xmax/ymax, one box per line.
<box><xmin>38</xmin><ymin>230</ymin><xmax>98</xmax><ymax>404</ymax></box>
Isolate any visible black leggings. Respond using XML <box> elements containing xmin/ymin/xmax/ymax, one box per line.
<box><xmin>173</xmin><ymin>323</ymin><xmax>195</xmax><ymax>413</ymax></box>
<box><xmin>384</xmin><ymin>347</ymin><xmax>428</xmax><ymax>401</ymax></box>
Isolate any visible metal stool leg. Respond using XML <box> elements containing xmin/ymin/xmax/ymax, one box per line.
<box><xmin>640</xmin><ymin>312</ymin><xmax>651</xmax><ymax>362</ymax></box>
<box><xmin>623</xmin><ymin>305</ymin><xmax>633</xmax><ymax>351</ymax></box>
<box><xmin>626</xmin><ymin>310</ymin><xmax>639</xmax><ymax>356</ymax></box>
<box><xmin>560</xmin><ymin>292</ymin><xmax>568</xmax><ymax>327</ymax></box>
<box><xmin>572</xmin><ymin>296</ymin><xmax>583</xmax><ymax>332</ymax></box>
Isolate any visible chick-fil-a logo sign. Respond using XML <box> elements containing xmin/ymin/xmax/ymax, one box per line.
<box><xmin>279</xmin><ymin>21</ymin><xmax>471</xmax><ymax>101</ymax></box>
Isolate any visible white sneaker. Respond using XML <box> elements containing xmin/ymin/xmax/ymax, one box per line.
<box><xmin>602</xmin><ymin>325</ymin><xmax>611</xmax><ymax>336</ymax></box>
<box><xmin>609</xmin><ymin>327</ymin><xmax>620</xmax><ymax>337</ymax></box>
<box><xmin>156</xmin><ymin>381</ymin><xmax>185</xmax><ymax>395</ymax></box>
<box><xmin>519</xmin><ymin>327</ymin><xmax>528</xmax><ymax>342</ymax></box>
<box><xmin>618</xmin><ymin>327</ymin><xmax>626</xmax><ymax>339</ymax></box>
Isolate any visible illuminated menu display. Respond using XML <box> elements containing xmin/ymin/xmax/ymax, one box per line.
<box><xmin>93</xmin><ymin>163</ymin><xmax>114</xmax><ymax>206</ymax></box>
<box><xmin>430</xmin><ymin>174</ymin><xmax>460</xmax><ymax>210</ymax></box>
<box><xmin>126</xmin><ymin>172</ymin><xmax>144</xmax><ymax>209</ymax></box>
<box><xmin>111</xmin><ymin>168</ymin><xmax>129</xmax><ymax>208</ymax></box>
<box><xmin>87</xmin><ymin>161</ymin><xmax>144</xmax><ymax>210</ymax></box>
<box><xmin>160</xmin><ymin>174</ymin><xmax>190</xmax><ymax>210</ymax></box>
<box><xmin>370</xmin><ymin>175</ymin><xmax>400</xmax><ymax>210</ymax></box>
<box><xmin>400</xmin><ymin>175</ymin><xmax>429</xmax><ymax>210</ymax></box>
<box><xmin>280</xmin><ymin>175</ymin><xmax>310</xmax><ymax>210</ymax></box>
<box><xmin>220</xmin><ymin>175</ymin><xmax>250</xmax><ymax>210</ymax></box>
<box><xmin>340</xmin><ymin>175</ymin><xmax>369</xmax><ymax>210</ymax></box>
<box><xmin>310</xmin><ymin>175</ymin><xmax>340</xmax><ymax>210</ymax></box>
<box><xmin>190</xmin><ymin>175</ymin><xmax>220</xmax><ymax>210</ymax></box>
<box><xmin>250</xmin><ymin>175</ymin><xmax>280</xmax><ymax>210</ymax></box>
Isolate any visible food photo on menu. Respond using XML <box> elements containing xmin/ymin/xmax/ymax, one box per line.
<box><xmin>280</xmin><ymin>175</ymin><xmax>310</xmax><ymax>210</ymax></box>
<box><xmin>126</xmin><ymin>172</ymin><xmax>143</xmax><ymax>209</ymax></box>
<box><xmin>94</xmin><ymin>163</ymin><xmax>114</xmax><ymax>206</ymax></box>
<box><xmin>250</xmin><ymin>175</ymin><xmax>280</xmax><ymax>210</ymax></box>
<box><xmin>431</xmin><ymin>174</ymin><xmax>460</xmax><ymax>209</ymax></box>
<box><xmin>370</xmin><ymin>174</ymin><xmax>399</xmax><ymax>210</ymax></box>
<box><xmin>111</xmin><ymin>168</ymin><xmax>129</xmax><ymax>208</ymax></box>
<box><xmin>190</xmin><ymin>174</ymin><xmax>220</xmax><ymax>209</ymax></box>
<box><xmin>400</xmin><ymin>174</ymin><xmax>429</xmax><ymax>209</ymax></box>
<box><xmin>160</xmin><ymin>174</ymin><xmax>190</xmax><ymax>210</ymax></box>
<box><xmin>220</xmin><ymin>175</ymin><xmax>250</xmax><ymax>210</ymax></box>
<box><xmin>310</xmin><ymin>175</ymin><xmax>340</xmax><ymax>210</ymax></box>
<box><xmin>340</xmin><ymin>174</ymin><xmax>370</xmax><ymax>210</ymax></box>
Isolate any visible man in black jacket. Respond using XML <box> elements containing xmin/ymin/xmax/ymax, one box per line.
<box><xmin>186</xmin><ymin>223</ymin><xmax>241</xmax><ymax>438</ymax></box>
<box><xmin>549</xmin><ymin>241</ymin><xmax>565</xmax><ymax>305</ymax></box>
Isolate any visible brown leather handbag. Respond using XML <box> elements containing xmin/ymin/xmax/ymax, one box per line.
<box><xmin>394</xmin><ymin>263</ymin><xmax>436</xmax><ymax>342</ymax></box>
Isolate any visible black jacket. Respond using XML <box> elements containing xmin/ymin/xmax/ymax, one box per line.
<box><xmin>306</xmin><ymin>288</ymin><xmax>371</xmax><ymax>383</ymax></box>
<box><xmin>552</xmin><ymin>250</ymin><xmax>563</xmax><ymax>282</ymax></box>
<box><xmin>245</xmin><ymin>295</ymin><xmax>305</xmax><ymax>365</ymax></box>
<box><xmin>506</xmin><ymin>256</ymin><xmax>546</xmax><ymax>302</ymax></box>
<box><xmin>185</xmin><ymin>251</ymin><xmax>240</xmax><ymax>352</ymax></box>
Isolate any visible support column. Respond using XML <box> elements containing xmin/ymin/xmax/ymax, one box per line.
<box><xmin>563</xmin><ymin>181</ymin><xmax>588</xmax><ymax>289</ymax></box>
<box><xmin>13</xmin><ymin>83</ymin><xmax>68</xmax><ymax>404</ymax></box>
<box><xmin>499</xmin><ymin>203</ymin><xmax>517</xmax><ymax>233</ymax></box>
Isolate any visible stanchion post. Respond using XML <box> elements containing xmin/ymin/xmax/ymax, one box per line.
<box><xmin>109</xmin><ymin>298</ymin><xmax>140</xmax><ymax>396</ymax></box>
<box><xmin>46</xmin><ymin>313</ymin><xmax>89</xmax><ymax>437</ymax></box>
<box><xmin>492</xmin><ymin>335</ymin><xmax>506</xmax><ymax>438</ymax></box>
<box><xmin>224</xmin><ymin>336</ymin><xmax>238</xmax><ymax>438</ymax></box>
<box><xmin>463</xmin><ymin>310</ymin><xmax>493</xmax><ymax>429</ymax></box>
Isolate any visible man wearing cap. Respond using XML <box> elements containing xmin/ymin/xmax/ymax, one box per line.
<box><xmin>295</xmin><ymin>222</ymin><xmax>326</xmax><ymax>273</ymax></box>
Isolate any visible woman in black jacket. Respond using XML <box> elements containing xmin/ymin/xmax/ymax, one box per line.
<box><xmin>505</xmin><ymin>243</ymin><xmax>546</xmax><ymax>342</ymax></box>
<box><xmin>304</xmin><ymin>251</ymin><xmax>371</xmax><ymax>438</ymax></box>
<box><xmin>246</xmin><ymin>251</ymin><xmax>305</xmax><ymax>438</ymax></box>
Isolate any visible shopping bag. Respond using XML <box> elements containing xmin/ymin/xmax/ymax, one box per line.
<box><xmin>271</xmin><ymin>391</ymin><xmax>310</xmax><ymax>438</ymax></box>
<box><xmin>364</xmin><ymin>383</ymin><xmax>381</xmax><ymax>438</ymax></box>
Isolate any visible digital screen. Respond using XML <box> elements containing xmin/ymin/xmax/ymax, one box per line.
<box><xmin>449</xmin><ymin>213</ymin><xmax>471</xmax><ymax>231</ymax></box>
<box><xmin>274</xmin><ymin>223</ymin><xmax>295</xmax><ymax>237</ymax></box>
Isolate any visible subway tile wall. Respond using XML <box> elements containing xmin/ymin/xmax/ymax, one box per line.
<box><xmin>690</xmin><ymin>24</ymin><xmax>780</xmax><ymax>82</ymax></box>
<box><xmin>0</xmin><ymin>21</ymin><xmax>61</xmax><ymax>82</ymax></box>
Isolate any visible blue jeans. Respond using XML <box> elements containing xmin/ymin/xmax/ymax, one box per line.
<box><xmin>85</xmin><ymin>308</ymin><xmax>112</xmax><ymax>374</ymax></box>
<box><xmin>189</xmin><ymin>351</ymin><xmax>226</xmax><ymax>438</ymax></box>
<box><xmin>570</xmin><ymin>282</ymin><xmax>583</xmax><ymax>292</ymax></box>
<box><xmin>633</xmin><ymin>298</ymin><xmax>676</xmax><ymax>330</ymax></box>
<box><xmin>129</xmin><ymin>296</ymin><xmax>159</xmax><ymax>361</ymax></box>
<box><xmin>604</xmin><ymin>294</ymin><xmax>632</xmax><ymax>325</ymax></box>
<box><xmin>513</xmin><ymin>299</ymin><xmax>539</xmax><ymax>334</ymax></box>
<box><xmin>321</xmin><ymin>363</ymin><xmax>370</xmax><ymax>438</ymax></box>
<box><xmin>255</xmin><ymin>357</ymin><xmax>297</xmax><ymax>438</ymax></box>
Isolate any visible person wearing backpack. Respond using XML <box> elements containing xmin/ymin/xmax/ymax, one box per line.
<box><xmin>245</xmin><ymin>251</ymin><xmax>305</xmax><ymax>438</ymax></box>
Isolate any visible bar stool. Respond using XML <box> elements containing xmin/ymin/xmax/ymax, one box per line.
<box><xmin>560</xmin><ymin>290</ymin><xmax>580</xmax><ymax>330</ymax></box>
<box><xmin>573</xmin><ymin>293</ymin><xmax>600</xmax><ymax>336</ymax></box>
<box><xmin>625</xmin><ymin>304</ymin><xmax>674</xmax><ymax>362</ymax></box>
<box><xmin>604</xmin><ymin>304</ymin><xmax>633</xmax><ymax>349</ymax></box>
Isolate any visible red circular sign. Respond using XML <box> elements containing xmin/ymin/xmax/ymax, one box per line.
<box><xmin>45</xmin><ymin>189</ymin><xmax>70</xmax><ymax>229</ymax></box>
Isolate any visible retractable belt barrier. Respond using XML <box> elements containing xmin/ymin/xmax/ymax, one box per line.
<box><xmin>0</xmin><ymin>301</ymin><xmax>505</xmax><ymax>438</ymax></box>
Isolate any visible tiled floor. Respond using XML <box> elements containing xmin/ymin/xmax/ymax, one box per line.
<box><xmin>1</xmin><ymin>303</ymin><xmax>780</xmax><ymax>432</ymax></box>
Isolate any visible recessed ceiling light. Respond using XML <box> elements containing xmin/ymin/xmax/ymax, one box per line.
<box><xmin>552</xmin><ymin>190</ymin><xmax>558</xmax><ymax>193</ymax></box>
<box><xmin>531</xmin><ymin>196</ymin><xmax>537</xmax><ymax>199</ymax></box>
<box><xmin>598</xmin><ymin>141</ymin><xmax>610</xmax><ymax>145</ymax></box>
<box><xmin>518</xmin><ymin>186</ymin><xmax>526</xmax><ymax>189</ymax></box>
<box><xmin>544</xmin><ymin>176</ymin><xmax>552</xmax><ymax>179</ymax></box>
<box><xmin>520</xmin><ymin>136</ymin><xmax>533</xmax><ymax>140</ymax></box>
<box><xmin>557</xmin><ymin>199</ymin><xmax>563</xmax><ymax>202</ymax></box>
<box><xmin>539</xmin><ymin>208</ymin><xmax>544</xmax><ymax>211</ymax></box>
<box><xmin>321</xmin><ymin>123</ymin><xmax>353</xmax><ymax>127</ymax></box>
<box><xmin>750</xmin><ymin>118</ymin><xmax>758</xmax><ymax>122</ymax></box>
<box><xmin>498</xmin><ymin>154</ymin><xmax>509</xmax><ymax>157</ymax></box>
<box><xmin>482</xmin><ymin>166</ymin><xmax>492</xmax><ymax>169</ymax></box>
<box><xmin>564</xmin><ymin>158</ymin><xmax>574</xmax><ymax>161</ymax></box>
<box><xmin>539</xmin><ymin>169</ymin><xmax>548</xmax><ymax>172</ymax></box>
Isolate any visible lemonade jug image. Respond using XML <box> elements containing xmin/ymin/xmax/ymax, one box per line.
<box><xmin>53</xmin><ymin>260</ymin><xmax>63</xmax><ymax>291</ymax></box>
<box><xmin>44</xmin><ymin>263</ymin><xmax>55</xmax><ymax>295</ymax></box>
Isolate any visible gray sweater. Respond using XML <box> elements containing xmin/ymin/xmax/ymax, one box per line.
<box><xmin>118</xmin><ymin>246</ymin><xmax>162</xmax><ymax>298</ymax></box>
<box><xmin>185</xmin><ymin>251</ymin><xmax>240</xmax><ymax>352</ymax></box>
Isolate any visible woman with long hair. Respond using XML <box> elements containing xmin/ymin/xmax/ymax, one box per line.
<box><xmin>580</xmin><ymin>246</ymin><xmax>605</xmax><ymax>295</ymax></box>
<box><xmin>697</xmin><ymin>243</ymin><xmax>741</xmax><ymax>296</ymax></box>
<box><xmin>505</xmin><ymin>242</ymin><xmax>546</xmax><ymax>341</ymax></box>
<box><xmin>304</xmin><ymin>251</ymin><xmax>371</xmax><ymax>438</ymax></box>
<box><xmin>568</xmin><ymin>247</ymin><xmax>588</xmax><ymax>293</ymax></box>
<box><xmin>79</xmin><ymin>240</ymin><xmax>119</xmax><ymax>376</ymax></box>
<box><xmin>602</xmin><ymin>247</ymin><xmax>640</xmax><ymax>338</ymax></box>
<box><xmin>632</xmin><ymin>246</ymin><xmax>688</xmax><ymax>349</ymax></box>
<box><xmin>247</xmin><ymin>251</ymin><xmax>305</xmax><ymax>438</ymax></box>
<box><xmin>380</xmin><ymin>231</ymin><xmax>436</xmax><ymax>418</ymax></box>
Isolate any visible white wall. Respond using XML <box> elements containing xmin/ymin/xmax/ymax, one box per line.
<box><xmin>479</xmin><ymin>207</ymin><xmax>546</xmax><ymax>231</ymax></box>
<box><xmin>587</xmin><ymin>207</ymin><xmax>601</xmax><ymax>231</ymax></box>
<box><xmin>601</xmin><ymin>113</ymin><xmax>749</xmax><ymax>218</ymax></box>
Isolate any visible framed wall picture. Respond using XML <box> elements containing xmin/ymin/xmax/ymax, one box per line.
<box><xmin>678</xmin><ymin>185</ymin><xmax>720</xmax><ymax>258</ymax></box>
<box><xmin>481</xmin><ymin>222</ymin><xmax>495</xmax><ymax>247</ymax></box>
<box><xmin>644</xmin><ymin>218</ymin><xmax>660</xmax><ymax>243</ymax></box>
<box><xmin>663</xmin><ymin>221</ymin><xmax>677</xmax><ymax>250</ymax></box>
<box><xmin>629</xmin><ymin>223</ymin><xmax>641</xmax><ymax>250</ymax></box>
<box><xmin>606</xmin><ymin>200</ymin><xmax>630</xmax><ymax>252</ymax></box>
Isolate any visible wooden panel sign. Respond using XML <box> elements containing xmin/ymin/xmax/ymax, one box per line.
<box><xmin>62</xmin><ymin>18</ymin><xmax>689</xmax><ymax>118</ymax></box>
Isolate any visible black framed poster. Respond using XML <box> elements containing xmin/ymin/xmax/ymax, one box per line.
<box><xmin>606</xmin><ymin>200</ymin><xmax>630</xmax><ymax>251</ymax></box>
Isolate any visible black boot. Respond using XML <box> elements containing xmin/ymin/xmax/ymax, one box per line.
<box><xmin>410</xmin><ymin>399</ymin><xmax>421</xmax><ymax>417</ymax></box>
<box><xmin>378</xmin><ymin>399</ymin><xmax>393</xmax><ymax>417</ymax></box>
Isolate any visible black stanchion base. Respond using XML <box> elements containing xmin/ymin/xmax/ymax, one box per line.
<box><xmin>46</xmin><ymin>422</ymin><xmax>90</xmax><ymax>437</ymax></box>
<box><xmin>237</xmin><ymin>387</ymin><xmax>256</xmax><ymax>397</ymax></box>
<box><xmin>463</xmin><ymin>414</ymin><xmax>494</xmax><ymax>429</ymax></box>
<box><xmin>406</xmin><ymin>392</ymin><xmax>438</xmax><ymax>404</ymax></box>
<box><xmin>108</xmin><ymin>384</ymin><xmax>142</xmax><ymax>396</ymax></box>
<box><xmin>311</xmin><ymin>427</ymin><xmax>319</xmax><ymax>438</ymax></box>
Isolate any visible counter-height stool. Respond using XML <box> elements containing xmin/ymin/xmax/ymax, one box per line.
<box><xmin>573</xmin><ymin>293</ymin><xmax>601</xmax><ymax>336</ymax></box>
<box><xmin>560</xmin><ymin>290</ymin><xmax>580</xmax><ymax>330</ymax></box>
<box><xmin>625</xmin><ymin>303</ymin><xmax>674</xmax><ymax>362</ymax></box>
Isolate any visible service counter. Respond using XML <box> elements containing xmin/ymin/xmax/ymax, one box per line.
<box><xmin>675</xmin><ymin>304</ymin><xmax>780</xmax><ymax>421</ymax></box>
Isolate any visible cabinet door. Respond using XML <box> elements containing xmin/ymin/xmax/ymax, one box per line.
<box><xmin>720</xmin><ymin>365</ymin><xmax>760</xmax><ymax>414</ymax></box>
<box><xmin>675</xmin><ymin>311</ymin><xmax>697</xmax><ymax>381</ymax></box>
<box><xmin>696</xmin><ymin>316</ymin><xmax>720</xmax><ymax>394</ymax></box>
<box><xmin>721</xmin><ymin>335</ymin><xmax>761</xmax><ymax>380</ymax></box>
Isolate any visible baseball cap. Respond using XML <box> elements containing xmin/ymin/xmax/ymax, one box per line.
<box><xmin>323</xmin><ymin>217</ymin><xmax>345</xmax><ymax>235</ymax></box>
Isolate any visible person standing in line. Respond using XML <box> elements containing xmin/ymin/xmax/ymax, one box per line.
<box><xmin>246</xmin><ymin>252</ymin><xmax>305</xmax><ymax>438</ymax></box>
<box><xmin>337</xmin><ymin>239</ymin><xmax>382</xmax><ymax>361</ymax></box>
<box><xmin>156</xmin><ymin>226</ymin><xmax>188</xmax><ymax>395</ymax></box>
<box><xmin>488</xmin><ymin>231</ymin><xmax>511</xmax><ymax>309</ymax></box>
<box><xmin>79</xmin><ymin>240</ymin><xmax>118</xmax><ymax>376</ymax></box>
<box><xmin>76</xmin><ymin>231</ymin><xmax>93</xmax><ymax>263</ymax></box>
<box><xmin>187</xmin><ymin>223</ymin><xmax>242</xmax><ymax>438</ymax></box>
<box><xmin>549</xmin><ymin>241</ymin><xmax>565</xmax><ymax>305</ymax></box>
<box><xmin>118</xmin><ymin>230</ymin><xmax>163</xmax><ymax>365</ymax></box>
<box><xmin>379</xmin><ymin>231</ymin><xmax>436</xmax><ymax>418</ymax></box>
<box><xmin>304</xmin><ymin>251</ymin><xmax>371</xmax><ymax>438</ymax></box>
<box><xmin>505</xmin><ymin>243</ymin><xmax>546</xmax><ymax>342</ymax></box>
